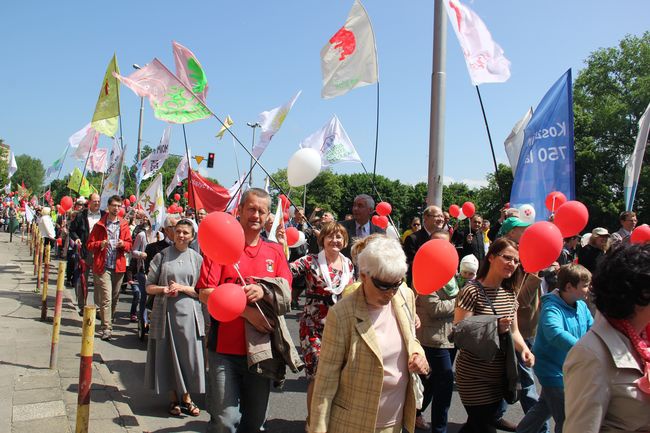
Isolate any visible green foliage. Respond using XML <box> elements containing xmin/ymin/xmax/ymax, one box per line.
<box><xmin>0</xmin><ymin>141</ymin><xmax>8</xmax><ymax>187</ymax></box>
<box><xmin>12</xmin><ymin>154</ymin><xmax>45</xmax><ymax>192</ymax></box>
<box><xmin>573</xmin><ymin>31</ymin><xmax>650</xmax><ymax>228</ymax></box>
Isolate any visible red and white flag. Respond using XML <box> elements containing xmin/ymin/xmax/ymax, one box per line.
<box><xmin>321</xmin><ymin>0</ymin><xmax>378</xmax><ymax>99</ymax></box>
<box><xmin>445</xmin><ymin>0</ymin><xmax>511</xmax><ymax>85</ymax></box>
<box><xmin>70</xmin><ymin>123</ymin><xmax>99</xmax><ymax>160</ymax></box>
<box><xmin>86</xmin><ymin>148</ymin><xmax>108</xmax><ymax>173</ymax></box>
<box><xmin>187</xmin><ymin>169</ymin><xmax>231</xmax><ymax>213</ymax></box>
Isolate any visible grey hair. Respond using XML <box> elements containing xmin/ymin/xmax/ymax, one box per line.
<box><xmin>423</xmin><ymin>205</ymin><xmax>442</xmax><ymax>217</ymax></box>
<box><xmin>357</xmin><ymin>236</ymin><xmax>407</xmax><ymax>282</ymax></box>
<box><xmin>355</xmin><ymin>194</ymin><xmax>375</xmax><ymax>210</ymax></box>
<box><xmin>164</xmin><ymin>214</ymin><xmax>181</xmax><ymax>228</ymax></box>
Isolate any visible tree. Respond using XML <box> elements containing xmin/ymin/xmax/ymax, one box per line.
<box><xmin>0</xmin><ymin>140</ymin><xmax>8</xmax><ymax>188</ymax></box>
<box><xmin>573</xmin><ymin>32</ymin><xmax>650</xmax><ymax>229</ymax></box>
<box><xmin>12</xmin><ymin>154</ymin><xmax>45</xmax><ymax>193</ymax></box>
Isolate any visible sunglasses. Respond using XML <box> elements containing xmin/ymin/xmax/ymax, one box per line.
<box><xmin>371</xmin><ymin>276</ymin><xmax>402</xmax><ymax>292</ymax></box>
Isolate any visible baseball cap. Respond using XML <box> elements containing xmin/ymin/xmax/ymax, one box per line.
<box><xmin>591</xmin><ymin>227</ymin><xmax>609</xmax><ymax>237</ymax></box>
<box><xmin>498</xmin><ymin>217</ymin><xmax>531</xmax><ymax>237</ymax></box>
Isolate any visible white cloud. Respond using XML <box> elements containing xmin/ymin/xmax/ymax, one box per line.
<box><xmin>443</xmin><ymin>175</ymin><xmax>489</xmax><ymax>189</ymax></box>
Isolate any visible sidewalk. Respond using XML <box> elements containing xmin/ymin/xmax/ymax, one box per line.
<box><xmin>0</xmin><ymin>231</ymin><xmax>138</xmax><ymax>433</ymax></box>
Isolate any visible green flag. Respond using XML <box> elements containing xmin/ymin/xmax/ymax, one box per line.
<box><xmin>91</xmin><ymin>54</ymin><xmax>120</xmax><ymax>137</ymax></box>
<box><xmin>68</xmin><ymin>167</ymin><xmax>93</xmax><ymax>196</ymax></box>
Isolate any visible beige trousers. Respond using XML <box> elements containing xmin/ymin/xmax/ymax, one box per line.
<box><xmin>375</xmin><ymin>424</ymin><xmax>403</xmax><ymax>433</ymax></box>
<box><xmin>93</xmin><ymin>269</ymin><xmax>124</xmax><ymax>332</ymax></box>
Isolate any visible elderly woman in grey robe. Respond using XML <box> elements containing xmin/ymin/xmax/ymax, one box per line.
<box><xmin>145</xmin><ymin>218</ymin><xmax>204</xmax><ymax>417</ymax></box>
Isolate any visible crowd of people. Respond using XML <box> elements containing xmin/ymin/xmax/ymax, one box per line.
<box><xmin>3</xmin><ymin>191</ymin><xmax>649</xmax><ymax>433</ymax></box>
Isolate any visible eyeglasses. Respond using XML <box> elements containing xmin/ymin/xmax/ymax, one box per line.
<box><xmin>371</xmin><ymin>276</ymin><xmax>402</xmax><ymax>292</ymax></box>
<box><xmin>497</xmin><ymin>253</ymin><xmax>520</xmax><ymax>265</ymax></box>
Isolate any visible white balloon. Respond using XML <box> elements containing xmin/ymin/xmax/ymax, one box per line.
<box><xmin>287</xmin><ymin>148</ymin><xmax>321</xmax><ymax>187</ymax></box>
<box><xmin>458</xmin><ymin>209</ymin><xmax>467</xmax><ymax>221</ymax></box>
<box><xmin>291</xmin><ymin>230</ymin><xmax>307</xmax><ymax>248</ymax></box>
<box><xmin>386</xmin><ymin>225</ymin><xmax>399</xmax><ymax>240</ymax></box>
<box><xmin>518</xmin><ymin>204</ymin><xmax>536</xmax><ymax>223</ymax></box>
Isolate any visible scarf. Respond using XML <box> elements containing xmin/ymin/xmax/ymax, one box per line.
<box><xmin>317</xmin><ymin>250</ymin><xmax>352</xmax><ymax>296</ymax></box>
<box><xmin>443</xmin><ymin>276</ymin><xmax>459</xmax><ymax>297</ymax></box>
<box><xmin>608</xmin><ymin>317</ymin><xmax>650</xmax><ymax>394</ymax></box>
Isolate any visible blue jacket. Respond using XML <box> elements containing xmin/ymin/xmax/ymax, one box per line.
<box><xmin>532</xmin><ymin>290</ymin><xmax>593</xmax><ymax>387</ymax></box>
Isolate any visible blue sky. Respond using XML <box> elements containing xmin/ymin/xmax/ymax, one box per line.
<box><xmin>1</xmin><ymin>1</ymin><xmax>647</xmax><ymax>191</ymax></box>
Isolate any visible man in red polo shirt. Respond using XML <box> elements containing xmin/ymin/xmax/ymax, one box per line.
<box><xmin>198</xmin><ymin>188</ymin><xmax>291</xmax><ymax>433</ymax></box>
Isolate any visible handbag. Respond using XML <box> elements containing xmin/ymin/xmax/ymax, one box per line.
<box><xmin>398</xmin><ymin>287</ymin><xmax>425</xmax><ymax>409</ymax></box>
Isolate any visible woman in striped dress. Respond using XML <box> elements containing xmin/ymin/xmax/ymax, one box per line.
<box><xmin>453</xmin><ymin>238</ymin><xmax>535</xmax><ymax>433</ymax></box>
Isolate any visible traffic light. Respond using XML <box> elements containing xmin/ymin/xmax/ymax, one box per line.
<box><xmin>207</xmin><ymin>152</ymin><xmax>215</xmax><ymax>168</ymax></box>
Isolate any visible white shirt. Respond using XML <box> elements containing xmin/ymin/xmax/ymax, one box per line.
<box><xmin>87</xmin><ymin>210</ymin><xmax>101</xmax><ymax>232</ymax></box>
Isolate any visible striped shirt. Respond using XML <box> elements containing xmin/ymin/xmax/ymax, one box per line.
<box><xmin>454</xmin><ymin>282</ymin><xmax>518</xmax><ymax>406</ymax></box>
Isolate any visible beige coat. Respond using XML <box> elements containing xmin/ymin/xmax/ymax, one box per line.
<box><xmin>415</xmin><ymin>288</ymin><xmax>455</xmax><ymax>349</ymax></box>
<box><xmin>563</xmin><ymin>313</ymin><xmax>650</xmax><ymax>433</ymax></box>
<box><xmin>514</xmin><ymin>271</ymin><xmax>543</xmax><ymax>339</ymax></box>
<box><xmin>309</xmin><ymin>286</ymin><xmax>424</xmax><ymax>433</ymax></box>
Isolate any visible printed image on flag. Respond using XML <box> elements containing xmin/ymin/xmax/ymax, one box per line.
<box><xmin>91</xmin><ymin>54</ymin><xmax>120</xmax><ymax>137</ymax></box>
<box><xmin>86</xmin><ymin>148</ymin><xmax>108</xmax><ymax>173</ymax></box>
<box><xmin>139</xmin><ymin>127</ymin><xmax>171</xmax><ymax>182</ymax></box>
<box><xmin>299</xmin><ymin>115</ymin><xmax>362</xmax><ymax>167</ymax></box>
<box><xmin>70</xmin><ymin>124</ymin><xmax>99</xmax><ymax>160</ymax></box>
<box><xmin>101</xmin><ymin>145</ymin><xmax>127</xmax><ymax>209</ymax></box>
<box><xmin>136</xmin><ymin>173</ymin><xmax>166</xmax><ymax>231</ymax></box>
<box><xmin>173</xmin><ymin>41</ymin><xmax>209</xmax><ymax>103</ymax></box>
<box><xmin>45</xmin><ymin>146</ymin><xmax>68</xmax><ymax>180</ymax></box>
<box><xmin>321</xmin><ymin>0</ymin><xmax>378</xmax><ymax>99</ymax></box>
<box><xmin>166</xmin><ymin>153</ymin><xmax>190</xmax><ymax>198</ymax></box>
<box><xmin>114</xmin><ymin>58</ymin><xmax>210</xmax><ymax>124</ymax></box>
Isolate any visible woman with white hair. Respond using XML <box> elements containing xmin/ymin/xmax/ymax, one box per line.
<box><xmin>310</xmin><ymin>236</ymin><xmax>429</xmax><ymax>433</ymax></box>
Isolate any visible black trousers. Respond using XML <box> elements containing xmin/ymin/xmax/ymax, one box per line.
<box><xmin>459</xmin><ymin>402</ymin><xmax>501</xmax><ymax>433</ymax></box>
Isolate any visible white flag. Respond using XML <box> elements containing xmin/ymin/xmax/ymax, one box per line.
<box><xmin>7</xmin><ymin>151</ymin><xmax>17</xmax><ymax>178</ymax></box>
<box><xmin>166</xmin><ymin>153</ymin><xmax>191</xmax><ymax>198</ymax></box>
<box><xmin>140</xmin><ymin>127</ymin><xmax>171</xmax><ymax>181</ymax></box>
<box><xmin>252</xmin><ymin>91</ymin><xmax>301</xmax><ymax>160</ymax></box>
<box><xmin>70</xmin><ymin>123</ymin><xmax>99</xmax><ymax>160</ymax></box>
<box><xmin>445</xmin><ymin>0</ymin><xmax>511</xmax><ymax>85</ymax></box>
<box><xmin>86</xmin><ymin>148</ymin><xmax>108</xmax><ymax>173</ymax></box>
<box><xmin>624</xmin><ymin>101</ymin><xmax>650</xmax><ymax>211</ymax></box>
<box><xmin>4</xmin><ymin>182</ymin><xmax>11</xmax><ymax>195</ymax></box>
<box><xmin>106</xmin><ymin>137</ymin><xmax>122</xmax><ymax>175</ymax></box>
<box><xmin>24</xmin><ymin>205</ymin><xmax>35</xmax><ymax>224</ymax></box>
<box><xmin>267</xmin><ymin>198</ymin><xmax>283</xmax><ymax>243</ymax></box>
<box><xmin>504</xmin><ymin>107</ymin><xmax>533</xmax><ymax>176</ymax></box>
<box><xmin>100</xmin><ymin>145</ymin><xmax>127</xmax><ymax>209</ymax></box>
<box><xmin>299</xmin><ymin>115</ymin><xmax>362</xmax><ymax>167</ymax></box>
<box><xmin>137</xmin><ymin>173</ymin><xmax>166</xmax><ymax>231</ymax></box>
<box><xmin>225</xmin><ymin>175</ymin><xmax>249</xmax><ymax>214</ymax></box>
<box><xmin>321</xmin><ymin>0</ymin><xmax>378</xmax><ymax>99</ymax></box>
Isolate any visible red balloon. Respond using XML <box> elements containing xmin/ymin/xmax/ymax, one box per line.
<box><xmin>58</xmin><ymin>206</ymin><xmax>65</xmax><ymax>215</ymax></box>
<box><xmin>375</xmin><ymin>202</ymin><xmax>392</xmax><ymax>217</ymax></box>
<box><xmin>129</xmin><ymin>194</ymin><xmax>136</xmax><ymax>203</ymax></box>
<box><xmin>286</xmin><ymin>227</ymin><xmax>300</xmax><ymax>246</ymax></box>
<box><xmin>545</xmin><ymin>191</ymin><xmax>567</xmax><ymax>213</ymax></box>
<box><xmin>177</xmin><ymin>206</ymin><xmax>184</xmax><ymax>213</ymax></box>
<box><xmin>371</xmin><ymin>215</ymin><xmax>382</xmax><ymax>227</ymax></box>
<box><xmin>553</xmin><ymin>201</ymin><xmax>589</xmax><ymax>238</ymax></box>
<box><xmin>462</xmin><ymin>202</ymin><xmax>476</xmax><ymax>218</ymax></box>
<box><xmin>283</xmin><ymin>212</ymin><xmax>289</xmax><ymax>222</ymax></box>
<box><xmin>413</xmin><ymin>239</ymin><xmax>459</xmax><ymax>295</ymax></box>
<box><xmin>449</xmin><ymin>204</ymin><xmax>460</xmax><ymax>218</ymax></box>
<box><xmin>123</xmin><ymin>198</ymin><xmax>131</xmax><ymax>207</ymax></box>
<box><xmin>207</xmin><ymin>284</ymin><xmax>247</xmax><ymax>322</ymax></box>
<box><xmin>198</xmin><ymin>212</ymin><xmax>245</xmax><ymax>265</ymax></box>
<box><xmin>377</xmin><ymin>215</ymin><xmax>389</xmax><ymax>230</ymax></box>
<box><xmin>519</xmin><ymin>221</ymin><xmax>563</xmax><ymax>273</ymax></box>
<box><xmin>631</xmin><ymin>224</ymin><xmax>650</xmax><ymax>244</ymax></box>
<box><xmin>60</xmin><ymin>196</ymin><xmax>73</xmax><ymax>211</ymax></box>
<box><xmin>56</xmin><ymin>238</ymin><xmax>62</xmax><ymax>246</ymax></box>
<box><xmin>504</xmin><ymin>202</ymin><xmax>511</xmax><ymax>209</ymax></box>
<box><xmin>174</xmin><ymin>193</ymin><xmax>181</xmax><ymax>201</ymax></box>
<box><xmin>184</xmin><ymin>192</ymin><xmax>189</xmax><ymax>199</ymax></box>
<box><xmin>118</xmin><ymin>208</ymin><xmax>126</xmax><ymax>218</ymax></box>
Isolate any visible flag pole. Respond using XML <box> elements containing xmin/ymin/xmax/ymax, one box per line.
<box><xmin>231</xmin><ymin>136</ymin><xmax>242</xmax><ymax>181</ymax></box>
<box><xmin>78</xmin><ymin>145</ymin><xmax>94</xmax><ymax>195</ymax></box>
<box><xmin>475</xmin><ymin>85</ymin><xmax>505</xmax><ymax>203</ymax></box>
<box><xmin>371</xmin><ymin>82</ymin><xmax>380</xmax><ymax>186</ymax></box>
<box><xmin>55</xmin><ymin>145</ymin><xmax>70</xmax><ymax>181</ymax></box>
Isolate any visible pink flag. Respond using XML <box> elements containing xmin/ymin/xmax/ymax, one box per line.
<box><xmin>86</xmin><ymin>148</ymin><xmax>108</xmax><ymax>173</ymax></box>
<box><xmin>114</xmin><ymin>58</ymin><xmax>211</xmax><ymax>124</ymax></box>
<box><xmin>172</xmin><ymin>41</ymin><xmax>209</xmax><ymax>103</ymax></box>
<box><xmin>445</xmin><ymin>0</ymin><xmax>511</xmax><ymax>85</ymax></box>
<box><xmin>70</xmin><ymin>123</ymin><xmax>99</xmax><ymax>160</ymax></box>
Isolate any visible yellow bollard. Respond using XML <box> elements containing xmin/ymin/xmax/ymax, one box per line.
<box><xmin>49</xmin><ymin>262</ymin><xmax>67</xmax><ymax>366</ymax></box>
<box><xmin>75</xmin><ymin>305</ymin><xmax>96</xmax><ymax>433</ymax></box>
<box><xmin>36</xmin><ymin>238</ymin><xmax>43</xmax><ymax>290</ymax></box>
<box><xmin>43</xmin><ymin>242</ymin><xmax>51</xmax><ymax>292</ymax></box>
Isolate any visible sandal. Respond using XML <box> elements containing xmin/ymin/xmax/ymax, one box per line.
<box><xmin>181</xmin><ymin>400</ymin><xmax>200</xmax><ymax>417</ymax></box>
<box><xmin>168</xmin><ymin>401</ymin><xmax>181</xmax><ymax>416</ymax></box>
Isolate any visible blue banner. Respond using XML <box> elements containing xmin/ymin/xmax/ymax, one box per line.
<box><xmin>511</xmin><ymin>69</ymin><xmax>575</xmax><ymax>221</ymax></box>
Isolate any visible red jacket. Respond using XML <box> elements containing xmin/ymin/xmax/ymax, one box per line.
<box><xmin>86</xmin><ymin>215</ymin><xmax>132</xmax><ymax>274</ymax></box>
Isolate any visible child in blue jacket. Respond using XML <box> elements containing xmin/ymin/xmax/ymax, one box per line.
<box><xmin>516</xmin><ymin>264</ymin><xmax>593</xmax><ymax>433</ymax></box>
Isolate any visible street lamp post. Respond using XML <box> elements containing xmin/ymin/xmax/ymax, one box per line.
<box><xmin>133</xmin><ymin>64</ymin><xmax>144</xmax><ymax>198</ymax></box>
<box><xmin>246</xmin><ymin>122</ymin><xmax>260</xmax><ymax>187</ymax></box>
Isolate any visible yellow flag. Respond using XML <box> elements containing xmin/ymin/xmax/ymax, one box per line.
<box><xmin>194</xmin><ymin>156</ymin><xmax>204</xmax><ymax>165</ymax></box>
<box><xmin>215</xmin><ymin>115</ymin><xmax>234</xmax><ymax>140</ymax></box>
<box><xmin>67</xmin><ymin>167</ymin><xmax>92</xmax><ymax>196</ymax></box>
<box><xmin>91</xmin><ymin>54</ymin><xmax>120</xmax><ymax>137</ymax></box>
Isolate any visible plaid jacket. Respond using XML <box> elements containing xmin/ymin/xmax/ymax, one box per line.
<box><xmin>309</xmin><ymin>286</ymin><xmax>423</xmax><ymax>433</ymax></box>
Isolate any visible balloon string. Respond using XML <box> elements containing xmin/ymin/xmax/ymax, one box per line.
<box><xmin>233</xmin><ymin>263</ymin><xmax>272</xmax><ymax>329</ymax></box>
